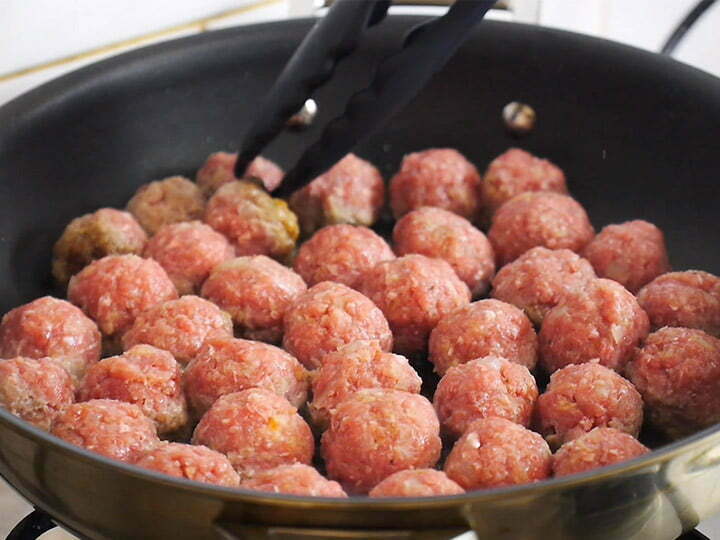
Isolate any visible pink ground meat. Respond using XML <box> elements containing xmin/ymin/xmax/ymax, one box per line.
<box><xmin>241</xmin><ymin>464</ymin><xmax>347</xmax><ymax>497</ymax></box>
<box><xmin>369</xmin><ymin>469</ymin><xmax>464</xmax><ymax>498</ymax></box>
<box><xmin>126</xmin><ymin>176</ymin><xmax>205</xmax><ymax>235</ymax></box>
<box><xmin>195</xmin><ymin>152</ymin><xmax>284</xmax><ymax>196</ymax></box>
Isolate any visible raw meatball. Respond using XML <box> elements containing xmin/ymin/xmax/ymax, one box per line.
<box><xmin>393</xmin><ymin>207</ymin><xmax>496</xmax><ymax>297</ymax></box>
<box><xmin>201</xmin><ymin>256</ymin><xmax>307</xmax><ymax>343</ymax></box>
<box><xmin>52</xmin><ymin>208</ymin><xmax>147</xmax><ymax>285</ymax></box>
<box><xmin>444</xmin><ymin>417</ymin><xmax>551</xmax><ymax>490</ymax></box>
<box><xmin>582</xmin><ymin>220</ymin><xmax>670</xmax><ymax>293</ymax></box>
<box><xmin>389</xmin><ymin>148</ymin><xmax>482</xmax><ymax>221</ymax></box>
<box><xmin>321</xmin><ymin>389</ymin><xmax>441</xmax><ymax>494</ymax></box>
<box><xmin>539</xmin><ymin>279</ymin><xmax>649</xmax><ymax>374</ymax></box>
<box><xmin>121</xmin><ymin>296</ymin><xmax>233</xmax><ymax>366</ymax></box>
<box><xmin>184</xmin><ymin>336</ymin><xmax>309</xmax><ymax>417</ymax></box>
<box><xmin>434</xmin><ymin>356</ymin><xmax>538</xmax><ymax>438</ymax></box>
<box><xmin>0</xmin><ymin>357</ymin><xmax>74</xmax><ymax>430</ymax></box>
<box><xmin>488</xmin><ymin>192</ymin><xmax>595</xmax><ymax>266</ymax></box>
<box><xmin>626</xmin><ymin>327</ymin><xmax>720</xmax><ymax>439</ymax></box>
<box><xmin>369</xmin><ymin>469</ymin><xmax>464</xmax><ymax>498</ymax></box>
<box><xmin>144</xmin><ymin>221</ymin><xmax>234</xmax><ymax>295</ymax></box>
<box><xmin>204</xmin><ymin>180</ymin><xmax>298</xmax><ymax>260</ymax></box>
<box><xmin>283</xmin><ymin>282</ymin><xmax>393</xmax><ymax>369</ymax></box>
<box><xmin>126</xmin><ymin>176</ymin><xmax>205</xmax><ymax>235</ymax></box>
<box><xmin>637</xmin><ymin>271</ymin><xmax>720</xmax><ymax>337</ymax></box>
<box><xmin>359</xmin><ymin>255</ymin><xmax>470</xmax><ymax>357</ymax></box>
<box><xmin>491</xmin><ymin>247</ymin><xmax>596</xmax><ymax>326</ymax></box>
<box><xmin>134</xmin><ymin>442</ymin><xmax>240</xmax><ymax>487</ymax></box>
<box><xmin>0</xmin><ymin>296</ymin><xmax>101</xmax><ymax>384</ymax></box>
<box><xmin>192</xmin><ymin>389</ymin><xmax>314</xmax><ymax>478</ymax></box>
<box><xmin>78</xmin><ymin>345</ymin><xmax>187</xmax><ymax>436</ymax></box>
<box><xmin>293</xmin><ymin>225</ymin><xmax>395</xmax><ymax>289</ymax></box>
<box><xmin>196</xmin><ymin>151</ymin><xmax>284</xmax><ymax>196</ymax></box>
<box><xmin>552</xmin><ymin>427</ymin><xmax>649</xmax><ymax>477</ymax></box>
<box><xmin>289</xmin><ymin>154</ymin><xmax>385</xmax><ymax>236</ymax></box>
<box><xmin>535</xmin><ymin>362</ymin><xmax>643</xmax><ymax>448</ymax></box>
<box><xmin>241</xmin><ymin>464</ymin><xmax>347</xmax><ymax>497</ymax></box>
<box><xmin>51</xmin><ymin>399</ymin><xmax>160</xmax><ymax>462</ymax></box>
<box><xmin>309</xmin><ymin>340</ymin><xmax>421</xmax><ymax>429</ymax></box>
<box><xmin>429</xmin><ymin>299</ymin><xmax>538</xmax><ymax>375</ymax></box>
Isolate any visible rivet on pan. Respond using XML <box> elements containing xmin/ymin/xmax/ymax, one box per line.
<box><xmin>503</xmin><ymin>101</ymin><xmax>536</xmax><ymax>136</ymax></box>
<box><xmin>287</xmin><ymin>99</ymin><xmax>318</xmax><ymax>130</ymax></box>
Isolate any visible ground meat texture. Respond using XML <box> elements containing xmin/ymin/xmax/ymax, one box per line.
<box><xmin>134</xmin><ymin>442</ymin><xmax>240</xmax><ymax>487</ymax></box>
<box><xmin>68</xmin><ymin>255</ymin><xmax>178</xmax><ymax>338</ymax></box>
<box><xmin>0</xmin><ymin>296</ymin><xmax>101</xmax><ymax>385</ymax></box>
<box><xmin>535</xmin><ymin>362</ymin><xmax>643</xmax><ymax>448</ymax></box>
<box><xmin>196</xmin><ymin>152</ymin><xmax>284</xmax><ymax>196</ymax></box>
<box><xmin>289</xmin><ymin>154</ymin><xmax>385</xmax><ymax>236</ymax></box>
<box><xmin>126</xmin><ymin>176</ymin><xmax>205</xmax><ymax>236</ymax></box>
<box><xmin>0</xmin><ymin>357</ymin><xmax>74</xmax><ymax>431</ymax></box>
<box><xmin>488</xmin><ymin>192</ymin><xmax>595</xmax><ymax>266</ymax></box>
<box><xmin>429</xmin><ymin>299</ymin><xmax>538</xmax><ymax>376</ymax></box>
<box><xmin>552</xmin><ymin>427</ymin><xmax>649</xmax><ymax>477</ymax></box>
<box><xmin>434</xmin><ymin>356</ymin><xmax>538</xmax><ymax>439</ymax></box>
<box><xmin>52</xmin><ymin>208</ymin><xmax>147</xmax><ymax>285</ymax></box>
<box><xmin>283</xmin><ymin>282</ymin><xmax>393</xmax><ymax>369</ymax></box>
<box><xmin>389</xmin><ymin>148</ymin><xmax>482</xmax><ymax>222</ymax></box>
<box><xmin>121</xmin><ymin>296</ymin><xmax>233</xmax><ymax>366</ymax></box>
<box><xmin>359</xmin><ymin>255</ymin><xmax>470</xmax><ymax>357</ymax></box>
<box><xmin>241</xmin><ymin>464</ymin><xmax>347</xmax><ymax>497</ymax></box>
<box><xmin>293</xmin><ymin>225</ymin><xmax>395</xmax><ymax>289</ymax></box>
<box><xmin>201</xmin><ymin>256</ymin><xmax>307</xmax><ymax>344</ymax></box>
<box><xmin>443</xmin><ymin>417</ymin><xmax>551</xmax><ymax>490</ymax></box>
<box><xmin>184</xmin><ymin>336</ymin><xmax>309</xmax><ymax>417</ymax></box>
<box><xmin>51</xmin><ymin>399</ymin><xmax>160</xmax><ymax>462</ymax></box>
<box><xmin>491</xmin><ymin>247</ymin><xmax>596</xmax><ymax>326</ymax></box>
<box><xmin>321</xmin><ymin>389</ymin><xmax>441</xmax><ymax>494</ymax></box>
<box><xmin>636</xmin><ymin>271</ymin><xmax>720</xmax><ymax>337</ymax></box>
<box><xmin>369</xmin><ymin>469</ymin><xmax>464</xmax><ymax>498</ymax></box>
<box><xmin>393</xmin><ymin>207</ymin><xmax>495</xmax><ymax>297</ymax></box>
<box><xmin>626</xmin><ymin>327</ymin><xmax>720</xmax><ymax>439</ymax></box>
<box><xmin>309</xmin><ymin>340</ymin><xmax>421</xmax><ymax>430</ymax></box>
<box><xmin>144</xmin><ymin>221</ymin><xmax>234</xmax><ymax>295</ymax></box>
<box><xmin>78</xmin><ymin>345</ymin><xmax>187</xmax><ymax>436</ymax></box>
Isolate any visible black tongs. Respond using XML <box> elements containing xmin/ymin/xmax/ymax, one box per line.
<box><xmin>235</xmin><ymin>0</ymin><xmax>496</xmax><ymax>197</ymax></box>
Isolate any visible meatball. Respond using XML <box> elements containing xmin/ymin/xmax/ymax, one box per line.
<box><xmin>359</xmin><ymin>255</ymin><xmax>470</xmax><ymax>357</ymax></box>
<box><xmin>309</xmin><ymin>340</ymin><xmax>421</xmax><ymax>430</ymax></box>
<box><xmin>51</xmin><ymin>399</ymin><xmax>160</xmax><ymax>462</ymax></box>
<box><xmin>535</xmin><ymin>362</ymin><xmax>643</xmax><ymax>448</ymax></box>
<box><xmin>321</xmin><ymin>389</ymin><xmax>441</xmax><ymax>494</ymax></box>
<box><xmin>393</xmin><ymin>207</ymin><xmax>495</xmax><ymax>297</ymax></box>
<box><xmin>429</xmin><ymin>299</ymin><xmax>538</xmax><ymax>375</ymax></box>
<box><xmin>488</xmin><ymin>192</ymin><xmax>595</xmax><ymax>266</ymax></box>
<box><xmin>0</xmin><ymin>357</ymin><xmax>74</xmax><ymax>430</ymax></box>
<box><xmin>201</xmin><ymin>256</ymin><xmax>307</xmax><ymax>343</ymax></box>
<box><xmin>283</xmin><ymin>282</ymin><xmax>393</xmax><ymax>369</ymax></box>
<box><xmin>68</xmin><ymin>255</ymin><xmax>178</xmax><ymax>339</ymax></box>
<box><xmin>552</xmin><ymin>427</ymin><xmax>649</xmax><ymax>477</ymax></box>
<box><xmin>144</xmin><ymin>221</ymin><xmax>234</xmax><ymax>295</ymax></box>
<box><xmin>0</xmin><ymin>296</ymin><xmax>101</xmax><ymax>384</ymax></box>
<box><xmin>289</xmin><ymin>154</ymin><xmax>385</xmax><ymax>236</ymax></box>
<box><xmin>196</xmin><ymin>151</ymin><xmax>284</xmax><ymax>196</ymax></box>
<box><xmin>443</xmin><ymin>417</ymin><xmax>551</xmax><ymax>490</ymax></box>
<box><xmin>637</xmin><ymin>271</ymin><xmax>720</xmax><ymax>337</ymax></box>
<box><xmin>134</xmin><ymin>442</ymin><xmax>240</xmax><ymax>487</ymax></box>
<box><xmin>539</xmin><ymin>278</ymin><xmax>649</xmax><ymax>374</ymax></box>
<box><xmin>389</xmin><ymin>148</ymin><xmax>482</xmax><ymax>221</ymax></box>
<box><xmin>192</xmin><ymin>389</ymin><xmax>314</xmax><ymax>478</ymax></box>
<box><xmin>293</xmin><ymin>225</ymin><xmax>395</xmax><ymax>289</ymax></box>
<box><xmin>204</xmin><ymin>180</ymin><xmax>298</xmax><ymax>260</ymax></box>
<box><xmin>369</xmin><ymin>469</ymin><xmax>464</xmax><ymax>498</ymax></box>
<box><xmin>78</xmin><ymin>345</ymin><xmax>187</xmax><ymax>436</ymax></box>
<box><xmin>491</xmin><ymin>247</ymin><xmax>596</xmax><ymax>326</ymax></box>
<box><xmin>184</xmin><ymin>336</ymin><xmax>309</xmax><ymax>417</ymax></box>
<box><xmin>52</xmin><ymin>208</ymin><xmax>147</xmax><ymax>285</ymax></box>
<box><xmin>126</xmin><ymin>176</ymin><xmax>205</xmax><ymax>235</ymax></box>
<box><xmin>434</xmin><ymin>356</ymin><xmax>538</xmax><ymax>439</ymax></box>
<box><xmin>241</xmin><ymin>464</ymin><xmax>347</xmax><ymax>497</ymax></box>
<box><xmin>626</xmin><ymin>327</ymin><xmax>720</xmax><ymax>439</ymax></box>
<box><xmin>121</xmin><ymin>296</ymin><xmax>233</xmax><ymax>366</ymax></box>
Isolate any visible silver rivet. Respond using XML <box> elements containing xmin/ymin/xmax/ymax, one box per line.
<box><xmin>503</xmin><ymin>101</ymin><xmax>536</xmax><ymax>136</ymax></box>
<box><xmin>287</xmin><ymin>99</ymin><xmax>318</xmax><ymax>129</ymax></box>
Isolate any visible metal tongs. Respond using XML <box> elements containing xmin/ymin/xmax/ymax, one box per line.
<box><xmin>234</xmin><ymin>0</ymin><xmax>496</xmax><ymax>197</ymax></box>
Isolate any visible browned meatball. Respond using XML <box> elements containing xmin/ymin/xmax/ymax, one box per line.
<box><xmin>126</xmin><ymin>176</ymin><xmax>205</xmax><ymax>235</ymax></box>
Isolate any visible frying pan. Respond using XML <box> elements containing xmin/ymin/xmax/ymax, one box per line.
<box><xmin>1</xmin><ymin>15</ymin><xmax>720</xmax><ymax>540</ymax></box>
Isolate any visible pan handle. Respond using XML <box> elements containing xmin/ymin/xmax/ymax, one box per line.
<box><xmin>6</xmin><ymin>509</ymin><xmax>56</xmax><ymax>540</ymax></box>
<box><xmin>214</xmin><ymin>522</ymin><xmax>469</xmax><ymax>540</ymax></box>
